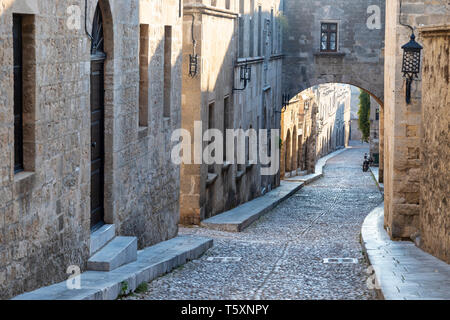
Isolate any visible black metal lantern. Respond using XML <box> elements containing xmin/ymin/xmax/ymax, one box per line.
<box><xmin>233</xmin><ymin>64</ymin><xmax>251</xmax><ymax>91</ymax></box>
<box><xmin>401</xmin><ymin>33</ymin><xmax>423</xmax><ymax>104</ymax></box>
<box><xmin>240</xmin><ymin>64</ymin><xmax>251</xmax><ymax>84</ymax></box>
<box><xmin>189</xmin><ymin>54</ymin><xmax>198</xmax><ymax>78</ymax></box>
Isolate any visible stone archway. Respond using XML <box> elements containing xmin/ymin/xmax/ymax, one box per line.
<box><xmin>282</xmin><ymin>0</ymin><xmax>385</xmax><ymax>105</ymax></box>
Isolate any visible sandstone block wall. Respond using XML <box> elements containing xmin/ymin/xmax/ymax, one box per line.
<box><xmin>418</xmin><ymin>24</ymin><xmax>450</xmax><ymax>263</ymax></box>
<box><xmin>383</xmin><ymin>0</ymin><xmax>449</xmax><ymax>240</ymax></box>
<box><xmin>0</xmin><ymin>0</ymin><xmax>182</xmax><ymax>299</ymax></box>
<box><xmin>180</xmin><ymin>0</ymin><xmax>282</xmax><ymax>224</ymax></box>
<box><xmin>370</xmin><ymin>96</ymin><xmax>380</xmax><ymax>163</ymax></box>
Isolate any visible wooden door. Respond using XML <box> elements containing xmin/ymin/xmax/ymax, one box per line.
<box><xmin>90</xmin><ymin>57</ymin><xmax>105</xmax><ymax>228</ymax></box>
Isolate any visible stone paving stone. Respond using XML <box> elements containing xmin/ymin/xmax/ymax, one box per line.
<box><xmin>362</xmin><ymin>204</ymin><xmax>450</xmax><ymax>300</ymax></box>
<box><xmin>202</xmin><ymin>148</ymin><xmax>348</xmax><ymax>233</ymax></box>
<box><xmin>127</xmin><ymin>144</ymin><xmax>382</xmax><ymax>300</ymax></box>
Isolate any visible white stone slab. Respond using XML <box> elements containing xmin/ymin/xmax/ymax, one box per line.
<box><xmin>88</xmin><ymin>236</ymin><xmax>137</xmax><ymax>272</ymax></box>
<box><xmin>362</xmin><ymin>204</ymin><xmax>450</xmax><ymax>300</ymax></box>
<box><xmin>90</xmin><ymin>224</ymin><xmax>116</xmax><ymax>256</ymax></box>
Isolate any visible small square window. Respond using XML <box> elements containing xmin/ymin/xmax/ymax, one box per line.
<box><xmin>320</xmin><ymin>23</ymin><xmax>338</xmax><ymax>52</ymax></box>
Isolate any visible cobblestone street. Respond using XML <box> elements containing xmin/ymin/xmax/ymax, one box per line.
<box><xmin>127</xmin><ymin>144</ymin><xmax>384</xmax><ymax>300</ymax></box>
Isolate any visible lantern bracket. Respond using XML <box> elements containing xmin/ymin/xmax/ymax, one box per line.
<box><xmin>233</xmin><ymin>64</ymin><xmax>252</xmax><ymax>91</ymax></box>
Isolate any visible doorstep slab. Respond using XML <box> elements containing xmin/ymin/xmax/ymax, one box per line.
<box><xmin>361</xmin><ymin>204</ymin><xmax>450</xmax><ymax>300</ymax></box>
<box><xmin>90</xmin><ymin>224</ymin><xmax>116</xmax><ymax>256</ymax></box>
<box><xmin>88</xmin><ymin>236</ymin><xmax>137</xmax><ymax>271</ymax></box>
<box><xmin>13</xmin><ymin>235</ymin><xmax>213</xmax><ymax>300</ymax></box>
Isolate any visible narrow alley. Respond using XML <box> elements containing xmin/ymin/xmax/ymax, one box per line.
<box><xmin>127</xmin><ymin>143</ymin><xmax>383</xmax><ymax>300</ymax></box>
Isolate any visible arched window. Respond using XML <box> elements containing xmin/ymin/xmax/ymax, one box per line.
<box><xmin>91</xmin><ymin>4</ymin><xmax>105</xmax><ymax>58</ymax></box>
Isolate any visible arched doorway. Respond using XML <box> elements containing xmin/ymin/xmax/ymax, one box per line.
<box><xmin>90</xmin><ymin>4</ymin><xmax>106</xmax><ymax>229</ymax></box>
<box><xmin>285</xmin><ymin>130</ymin><xmax>291</xmax><ymax>175</ymax></box>
<box><xmin>292</xmin><ymin>126</ymin><xmax>298</xmax><ymax>173</ymax></box>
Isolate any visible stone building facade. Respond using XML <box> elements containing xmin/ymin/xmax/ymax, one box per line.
<box><xmin>0</xmin><ymin>0</ymin><xmax>182</xmax><ymax>299</ymax></box>
<box><xmin>383</xmin><ymin>0</ymin><xmax>449</xmax><ymax>244</ymax></box>
<box><xmin>369</xmin><ymin>96</ymin><xmax>380</xmax><ymax>165</ymax></box>
<box><xmin>282</xmin><ymin>0</ymin><xmax>385</xmax><ymax>105</ymax></box>
<box><xmin>281</xmin><ymin>83</ymin><xmax>351</xmax><ymax>179</ymax></box>
<box><xmin>315</xmin><ymin>84</ymin><xmax>351</xmax><ymax>158</ymax></box>
<box><xmin>417</xmin><ymin>24</ymin><xmax>449</xmax><ymax>263</ymax></box>
<box><xmin>179</xmin><ymin>0</ymin><xmax>283</xmax><ymax>225</ymax></box>
<box><xmin>349</xmin><ymin>86</ymin><xmax>363</xmax><ymax>141</ymax></box>
<box><xmin>280</xmin><ymin>89</ymin><xmax>317</xmax><ymax>178</ymax></box>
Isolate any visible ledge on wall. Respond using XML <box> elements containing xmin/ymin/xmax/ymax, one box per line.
<box><xmin>313</xmin><ymin>51</ymin><xmax>346</xmax><ymax>58</ymax></box>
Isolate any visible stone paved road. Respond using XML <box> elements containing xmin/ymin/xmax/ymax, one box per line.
<box><xmin>126</xmin><ymin>143</ymin><xmax>383</xmax><ymax>300</ymax></box>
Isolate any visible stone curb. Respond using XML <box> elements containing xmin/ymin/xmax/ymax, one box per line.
<box><xmin>12</xmin><ymin>235</ymin><xmax>213</xmax><ymax>300</ymax></box>
<box><xmin>361</xmin><ymin>204</ymin><xmax>450</xmax><ymax>300</ymax></box>
<box><xmin>201</xmin><ymin>148</ymin><xmax>347</xmax><ymax>232</ymax></box>
<box><xmin>201</xmin><ymin>180</ymin><xmax>306</xmax><ymax>232</ymax></box>
<box><xmin>369</xmin><ymin>166</ymin><xmax>384</xmax><ymax>193</ymax></box>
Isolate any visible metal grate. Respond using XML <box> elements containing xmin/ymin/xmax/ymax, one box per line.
<box><xmin>323</xmin><ymin>258</ymin><xmax>358</xmax><ymax>264</ymax></box>
<box><xmin>402</xmin><ymin>51</ymin><xmax>421</xmax><ymax>75</ymax></box>
<box><xmin>206</xmin><ymin>257</ymin><xmax>242</xmax><ymax>263</ymax></box>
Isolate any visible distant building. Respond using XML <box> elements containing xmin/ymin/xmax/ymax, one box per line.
<box><xmin>369</xmin><ymin>97</ymin><xmax>381</xmax><ymax>165</ymax></box>
<box><xmin>349</xmin><ymin>86</ymin><xmax>363</xmax><ymax>141</ymax></box>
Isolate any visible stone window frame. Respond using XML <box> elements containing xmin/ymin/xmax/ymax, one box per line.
<box><xmin>12</xmin><ymin>13</ymin><xmax>37</xmax><ymax>190</ymax></box>
<box><xmin>163</xmin><ymin>25</ymin><xmax>173</xmax><ymax>119</ymax></box>
<box><xmin>319</xmin><ymin>20</ymin><xmax>340</xmax><ymax>53</ymax></box>
<box><xmin>139</xmin><ymin>24</ymin><xmax>150</xmax><ymax>131</ymax></box>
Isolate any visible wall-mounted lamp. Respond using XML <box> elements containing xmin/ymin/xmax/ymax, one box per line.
<box><xmin>401</xmin><ymin>33</ymin><xmax>423</xmax><ymax>104</ymax></box>
<box><xmin>189</xmin><ymin>54</ymin><xmax>198</xmax><ymax>78</ymax></box>
<box><xmin>188</xmin><ymin>14</ymin><xmax>198</xmax><ymax>78</ymax></box>
<box><xmin>240</xmin><ymin>65</ymin><xmax>251</xmax><ymax>83</ymax></box>
<box><xmin>275</xmin><ymin>93</ymin><xmax>290</xmax><ymax>114</ymax></box>
<box><xmin>233</xmin><ymin>64</ymin><xmax>251</xmax><ymax>91</ymax></box>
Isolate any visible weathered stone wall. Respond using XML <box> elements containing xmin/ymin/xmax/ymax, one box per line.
<box><xmin>369</xmin><ymin>97</ymin><xmax>380</xmax><ymax>164</ymax></box>
<box><xmin>0</xmin><ymin>0</ymin><xmax>182</xmax><ymax>299</ymax></box>
<box><xmin>349</xmin><ymin>87</ymin><xmax>363</xmax><ymax>141</ymax></box>
<box><xmin>283</xmin><ymin>0</ymin><xmax>385</xmax><ymax>103</ymax></box>
<box><xmin>383</xmin><ymin>0</ymin><xmax>449</xmax><ymax>240</ymax></box>
<box><xmin>180</xmin><ymin>0</ymin><xmax>282</xmax><ymax>224</ymax></box>
<box><xmin>127</xmin><ymin>0</ymin><xmax>182</xmax><ymax>248</ymax></box>
<box><xmin>418</xmin><ymin>24</ymin><xmax>449</xmax><ymax>263</ymax></box>
<box><xmin>315</xmin><ymin>84</ymin><xmax>350</xmax><ymax>158</ymax></box>
<box><xmin>280</xmin><ymin>90</ymin><xmax>317</xmax><ymax>177</ymax></box>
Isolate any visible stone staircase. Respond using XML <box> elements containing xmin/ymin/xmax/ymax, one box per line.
<box><xmin>88</xmin><ymin>224</ymin><xmax>138</xmax><ymax>272</ymax></box>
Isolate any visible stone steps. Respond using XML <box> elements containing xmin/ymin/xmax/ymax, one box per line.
<box><xmin>12</xmin><ymin>235</ymin><xmax>213</xmax><ymax>300</ymax></box>
<box><xmin>90</xmin><ymin>224</ymin><xmax>116</xmax><ymax>256</ymax></box>
<box><xmin>87</xmin><ymin>236</ymin><xmax>137</xmax><ymax>272</ymax></box>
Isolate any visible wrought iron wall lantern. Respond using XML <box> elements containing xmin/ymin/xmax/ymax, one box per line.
<box><xmin>189</xmin><ymin>54</ymin><xmax>198</xmax><ymax>78</ymax></box>
<box><xmin>233</xmin><ymin>64</ymin><xmax>252</xmax><ymax>91</ymax></box>
<box><xmin>188</xmin><ymin>14</ymin><xmax>198</xmax><ymax>78</ymax></box>
<box><xmin>401</xmin><ymin>32</ymin><xmax>423</xmax><ymax>104</ymax></box>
